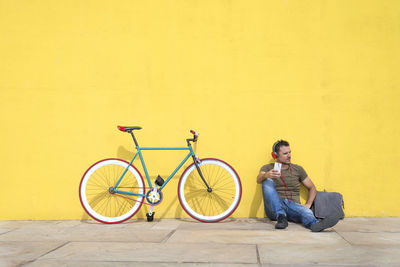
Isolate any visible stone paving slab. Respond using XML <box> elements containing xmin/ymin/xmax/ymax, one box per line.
<box><xmin>30</xmin><ymin>260</ymin><xmax>259</xmax><ymax>266</ymax></box>
<box><xmin>262</xmin><ymin>264</ymin><xmax>377</xmax><ymax>267</ymax></box>
<box><xmin>0</xmin><ymin>228</ymin><xmax>14</xmax><ymax>235</ymax></box>
<box><xmin>338</xmin><ymin>232</ymin><xmax>400</xmax><ymax>246</ymax></box>
<box><xmin>0</xmin><ymin>220</ymin><xmax>81</xmax><ymax>228</ymax></box>
<box><xmin>258</xmin><ymin>244</ymin><xmax>400</xmax><ymax>266</ymax></box>
<box><xmin>79</xmin><ymin>219</ymin><xmax>155</xmax><ymax>229</ymax></box>
<box><xmin>167</xmin><ymin>229</ymin><xmax>346</xmax><ymax>245</ymax></box>
<box><xmin>0</xmin><ymin>227</ymin><xmax>171</xmax><ymax>243</ymax></box>
<box><xmin>176</xmin><ymin>218</ymin><xmax>306</xmax><ymax>231</ymax></box>
<box><xmin>150</xmin><ymin>219</ymin><xmax>183</xmax><ymax>230</ymax></box>
<box><xmin>40</xmin><ymin>241</ymin><xmax>258</xmax><ymax>264</ymax></box>
<box><xmin>1</xmin><ymin>218</ymin><xmax>400</xmax><ymax>266</ymax></box>
<box><xmin>0</xmin><ymin>241</ymin><xmax>66</xmax><ymax>267</ymax></box>
<box><xmin>333</xmin><ymin>217</ymin><xmax>400</xmax><ymax>233</ymax></box>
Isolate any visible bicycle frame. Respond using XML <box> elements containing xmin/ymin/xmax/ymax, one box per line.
<box><xmin>111</xmin><ymin>141</ymin><xmax>196</xmax><ymax>198</ymax></box>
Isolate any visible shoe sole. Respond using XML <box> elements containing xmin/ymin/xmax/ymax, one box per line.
<box><xmin>275</xmin><ymin>222</ymin><xmax>288</xmax><ymax>229</ymax></box>
<box><xmin>311</xmin><ymin>216</ymin><xmax>340</xmax><ymax>232</ymax></box>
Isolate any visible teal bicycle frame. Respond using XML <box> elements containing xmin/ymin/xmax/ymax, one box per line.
<box><xmin>110</xmin><ymin>131</ymin><xmax>207</xmax><ymax>199</ymax></box>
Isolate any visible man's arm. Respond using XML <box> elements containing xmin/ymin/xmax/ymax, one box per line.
<box><xmin>257</xmin><ymin>169</ymin><xmax>280</xmax><ymax>184</ymax></box>
<box><xmin>301</xmin><ymin>177</ymin><xmax>317</xmax><ymax>209</ymax></box>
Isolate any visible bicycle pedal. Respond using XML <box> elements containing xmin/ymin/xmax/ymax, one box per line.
<box><xmin>146</xmin><ymin>212</ymin><xmax>155</xmax><ymax>222</ymax></box>
<box><xmin>155</xmin><ymin>175</ymin><xmax>164</xmax><ymax>186</ymax></box>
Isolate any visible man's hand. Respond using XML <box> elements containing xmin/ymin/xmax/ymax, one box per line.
<box><xmin>266</xmin><ymin>169</ymin><xmax>281</xmax><ymax>179</ymax></box>
<box><xmin>301</xmin><ymin>177</ymin><xmax>317</xmax><ymax>210</ymax></box>
<box><xmin>302</xmin><ymin>203</ymin><xmax>312</xmax><ymax>209</ymax></box>
<box><xmin>257</xmin><ymin>169</ymin><xmax>281</xmax><ymax>183</ymax></box>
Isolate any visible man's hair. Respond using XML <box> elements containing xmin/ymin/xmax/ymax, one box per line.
<box><xmin>273</xmin><ymin>140</ymin><xmax>290</xmax><ymax>155</ymax></box>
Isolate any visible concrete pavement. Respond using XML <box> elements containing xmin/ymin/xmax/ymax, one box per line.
<box><xmin>1</xmin><ymin>217</ymin><xmax>400</xmax><ymax>266</ymax></box>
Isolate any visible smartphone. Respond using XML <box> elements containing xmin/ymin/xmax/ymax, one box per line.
<box><xmin>273</xmin><ymin>162</ymin><xmax>282</xmax><ymax>173</ymax></box>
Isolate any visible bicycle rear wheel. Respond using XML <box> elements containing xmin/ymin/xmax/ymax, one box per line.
<box><xmin>79</xmin><ymin>158</ymin><xmax>145</xmax><ymax>224</ymax></box>
<box><xmin>178</xmin><ymin>158</ymin><xmax>242</xmax><ymax>222</ymax></box>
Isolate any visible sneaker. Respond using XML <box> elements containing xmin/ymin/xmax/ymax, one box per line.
<box><xmin>310</xmin><ymin>215</ymin><xmax>341</xmax><ymax>232</ymax></box>
<box><xmin>275</xmin><ymin>214</ymin><xmax>288</xmax><ymax>229</ymax></box>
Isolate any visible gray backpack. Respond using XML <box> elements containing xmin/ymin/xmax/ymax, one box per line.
<box><xmin>311</xmin><ymin>191</ymin><xmax>345</xmax><ymax>219</ymax></box>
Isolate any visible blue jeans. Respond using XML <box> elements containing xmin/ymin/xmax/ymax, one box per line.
<box><xmin>262</xmin><ymin>178</ymin><xmax>318</xmax><ymax>229</ymax></box>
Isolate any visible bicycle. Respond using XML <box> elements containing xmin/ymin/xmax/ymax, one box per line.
<box><xmin>79</xmin><ymin>126</ymin><xmax>242</xmax><ymax>224</ymax></box>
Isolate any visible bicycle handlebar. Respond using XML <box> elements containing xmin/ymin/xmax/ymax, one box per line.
<box><xmin>189</xmin><ymin>130</ymin><xmax>199</xmax><ymax>142</ymax></box>
<box><xmin>190</xmin><ymin>130</ymin><xmax>199</xmax><ymax>136</ymax></box>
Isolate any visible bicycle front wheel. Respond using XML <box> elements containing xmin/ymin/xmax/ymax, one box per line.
<box><xmin>178</xmin><ymin>158</ymin><xmax>242</xmax><ymax>222</ymax></box>
<box><xmin>79</xmin><ymin>158</ymin><xmax>145</xmax><ymax>224</ymax></box>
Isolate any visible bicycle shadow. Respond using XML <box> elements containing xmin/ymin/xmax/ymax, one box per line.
<box><xmin>249</xmin><ymin>184</ymin><xmax>263</xmax><ymax>218</ymax></box>
<box><xmin>117</xmin><ymin>145</ymin><xmax>135</xmax><ymax>161</ymax></box>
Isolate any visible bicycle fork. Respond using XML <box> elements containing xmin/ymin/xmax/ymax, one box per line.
<box><xmin>192</xmin><ymin>156</ymin><xmax>212</xmax><ymax>193</ymax></box>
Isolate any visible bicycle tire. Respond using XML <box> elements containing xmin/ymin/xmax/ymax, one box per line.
<box><xmin>178</xmin><ymin>158</ymin><xmax>242</xmax><ymax>222</ymax></box>
<box><xmin>79</xmin><ymin>158</ymin><xmax>145</xmax><ymax>224</ymax></box>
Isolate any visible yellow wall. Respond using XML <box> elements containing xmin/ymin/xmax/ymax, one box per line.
<box><xmin>1</xmin><ymin>0</ymin><xmax>399</xmax><ymax>220</ymax></box>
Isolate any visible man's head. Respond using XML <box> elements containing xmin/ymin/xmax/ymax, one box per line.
<box><xmin>272</xmin><ymin>140</ymin><xmax>291</xmax><ymax>164</ymax></box>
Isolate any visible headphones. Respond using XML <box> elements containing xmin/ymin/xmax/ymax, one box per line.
<box><xmin>271</xmin><ymin>140</ymin><xmax>282</xmax><ymax>159</ymax></box>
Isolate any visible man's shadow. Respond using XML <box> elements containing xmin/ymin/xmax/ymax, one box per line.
<box><xmin>248</xmin><ymin>159</ymin><xmax>275</xmax><ymax>219</ymax></box>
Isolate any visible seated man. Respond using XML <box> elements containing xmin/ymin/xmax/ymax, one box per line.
<box><xmin>257</xmin><ymin>140</ymin><xmax>340</xmax><ymax>232</ymax></box>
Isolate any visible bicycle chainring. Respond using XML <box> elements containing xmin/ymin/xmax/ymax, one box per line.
<box><xmin>145</xmin><ymin>188</ymin><xmax>163</xmax><ymax>205</ymax></box>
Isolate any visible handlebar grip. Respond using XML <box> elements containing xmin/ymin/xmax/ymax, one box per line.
<box><xmin>190</xmin><ymin>130</ymin><xmax>199</xmax><ymax>135</ymax></box>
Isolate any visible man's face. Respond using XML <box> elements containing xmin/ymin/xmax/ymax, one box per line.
<box><xmin>277</xmin><ymin>146</ymin><xmax>291</xmax><ymax>164</ymax></box>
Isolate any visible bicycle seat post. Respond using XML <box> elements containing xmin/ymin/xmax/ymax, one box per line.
<box><xmin>130</xmin><ymin>131</ymin><xmax>139</xmax><ymax>147</ymax></box>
